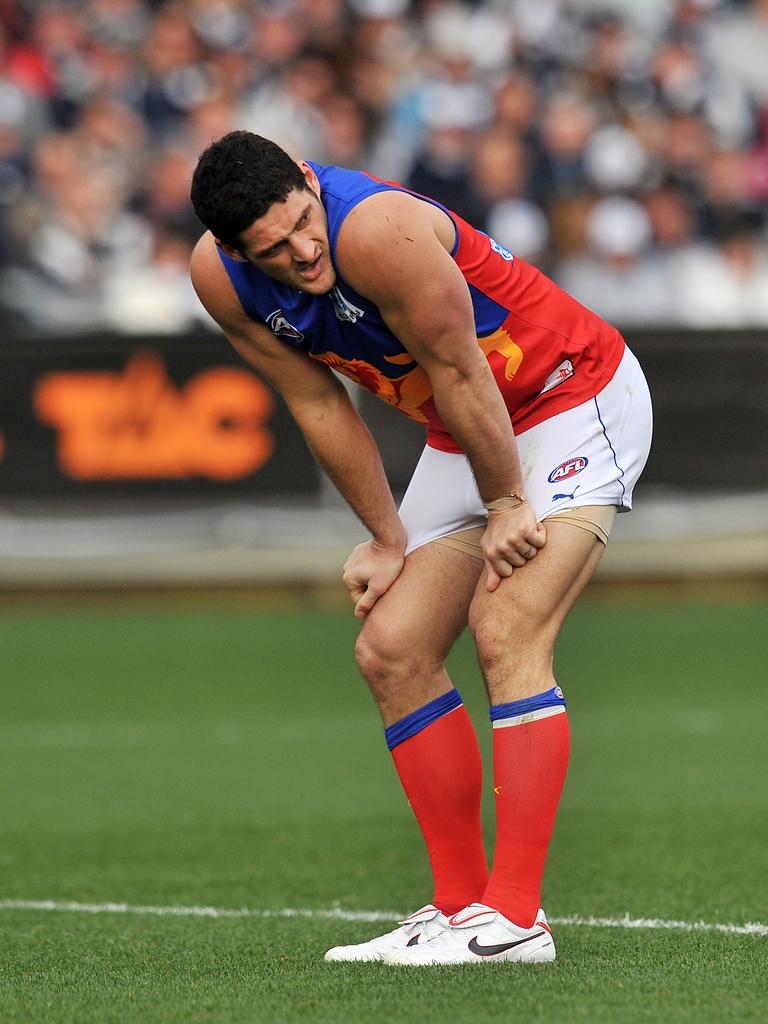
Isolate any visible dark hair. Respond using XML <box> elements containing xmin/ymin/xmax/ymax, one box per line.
<box><xmin>190</xmin><ymin>131</ymin><xmax>308</xmax><ymax>248</ymax></box>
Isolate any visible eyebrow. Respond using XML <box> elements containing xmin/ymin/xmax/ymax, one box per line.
<box><xmin>252</xmin><ymin>204</ymin><xmax>311</xmax><ymax>259</ymax></box>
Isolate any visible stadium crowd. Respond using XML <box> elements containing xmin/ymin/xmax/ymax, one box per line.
<box><xmin>0</xmin><ymin>0</ymin><xmax>767</xmax><ymax>334</ymax></box>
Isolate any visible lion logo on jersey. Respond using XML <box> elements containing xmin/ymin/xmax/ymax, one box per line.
<box><xmin>311</xmin><ymin>350</ymin><xmax>432</xmax><ymax>424</ymax></box>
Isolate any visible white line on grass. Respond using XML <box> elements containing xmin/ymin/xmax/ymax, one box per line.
<box><xmin>0</xmin><ymin>900</ymin><xmax>765</xmax><ymax>936</ymax></box>
<box><xmin>552</xmin><ymin>913</ymin><xmax>768</xmax><ymax>937</ymax></box>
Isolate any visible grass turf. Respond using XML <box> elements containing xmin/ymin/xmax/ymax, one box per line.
<box><xmin>1</xmin><ymin>596</ymin><xmax>766</xmax><ymax>1023</ymax></box>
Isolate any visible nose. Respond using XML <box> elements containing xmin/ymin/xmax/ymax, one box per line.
<box><xmin>291</xmin><ymin>235</ymin><xmax>316</xmax><ymax>264</ymax></box>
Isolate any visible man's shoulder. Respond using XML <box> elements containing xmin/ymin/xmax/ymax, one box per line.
<box><xmin>342</xmin><ymin>188</ymin><xmax>446</xmax><ymax>239</ymax></box>
<box><xmin>190</xmin><ymin>231</ymin><xmax>222</xmax><ymax>286</ymax></box>
<box><xmin>189</xmin><ymin>231</ymin><xmax>252</xmax><ymax>329</ymax></box>
<box><xmin>336</xmin><ymin>189</ymin><xmax>455</xmax><ymax>276</ymax></box>
<box><xmin>189</xmin><ymin>232</ymin><xmax>247</xmax><ymax>306</ymax></box>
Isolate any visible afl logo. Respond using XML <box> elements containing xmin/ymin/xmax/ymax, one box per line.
<box><xmin>548</xmin><ymin>457</ymin><xmax>588</xmax><ymax>483</ymax></box>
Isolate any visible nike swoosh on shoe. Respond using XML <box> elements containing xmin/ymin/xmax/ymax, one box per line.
<box><xmin>467</xmin><ymin>931</ymin><xmax>547</xmax><ymax>957</ymax></box>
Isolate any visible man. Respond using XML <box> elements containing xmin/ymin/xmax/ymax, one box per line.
<box><xmin>189</xmin><ymin>131</ymin><xmax>653</xmax><ymax>966</ymax></box>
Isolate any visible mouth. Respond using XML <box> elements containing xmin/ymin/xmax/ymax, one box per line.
<box><xmin>298</xmin><ymin>255</ymin><xmax>323</xmax><ymax>282</ymax></box>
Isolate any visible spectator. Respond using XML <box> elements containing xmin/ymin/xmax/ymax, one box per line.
<box><xmin>674</xmin><ymin>222</ymin><xmax>768</xmax><ymax>327</ymax></box>
<box><xmin>2</xmin><ymin>133</ymin><xmax>152</xmax><ymax>331</ymax></box>
<box><xmin>711</xmin><ymin>0</ymin><xmax>768</xmax><ymax>104</ymax></box>
<box><xmin>530</xmin><ymin>93</ymin><xmax>595</xmax><ymax>201</ymax></box>
<box><xmin>0</xmin><ymin>0</ymin><xmax>765</xmax><ymax>331</ymax></box>
<box><xmin>473</xmin><ymin>130</ymin><xmax>529</xmax><ymax>206</ymax></box>
<box><xmin>487</xmin><ymin>198</ymin><xmax>550</xmax><ymax>268</ymax></box>
<box><xmin>644</xmin><ymin>184</ymin><xmax>698</xmax><ymax>254</ymax></box>
<box><xmin>407</xmin><ymin>123</ymin><xmax>486</xmax><ymax>227</ymax></box>
<box><xmin>103</xmin><ymin>225</ymin><xmax>210</xmax><ymax>333</ymax></box>
<box><xmin>558</xmin><ymin>196</ymin><xmax>676</xmax><ymax>326</ymax></box>
<box><xmin>138</xmin><ymin>144</ymin><xmax>199</xmax><ymax>242</ymax></box>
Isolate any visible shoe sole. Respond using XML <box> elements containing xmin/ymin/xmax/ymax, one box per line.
<box><xmin>386</xmin><ymin>937</ymin><xmax>556</xmax><ymax>966</ymax></box>
<box><xmin>325</xmin><ymin>951</ymin><xmax>387</xmax><ymax>962</ymax></box>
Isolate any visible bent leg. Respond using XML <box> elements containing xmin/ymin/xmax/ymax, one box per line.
<box><xmin>468</xmin><ymin>517</ymin><xmax>607</xmax><ymax>927</ymax></box>
<box><xmin>355</xmin><ymin>540</ymin><xmax>482</xmax><ymax>725</ymax></box>
<box><xmin>469</xmin><ymin>517</ymin><xmax>605</xmax><ymax>703</ymax></box>
<box><xmin>355</xmin><ymin>540</ymin><xmax>486</xmax><ymax>915</ymax></box>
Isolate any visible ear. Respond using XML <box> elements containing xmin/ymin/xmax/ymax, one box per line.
<box><xmin>216</xmin><ymin>239</ymin><xmax>248</xmax><ymax>262</ymax></box>
<box><xmin>298</xmin><ymin>160</ymin><xmax>321</xmax><ymax>199</ymax></box>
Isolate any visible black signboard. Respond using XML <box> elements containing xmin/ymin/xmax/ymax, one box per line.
<box><xmin>361</xmin><ymin>329</ymin><xmax>768</xmax><ymax>494</ymax></box>
<box><xmin>1</xmin><ymin>328</ymin><xmax>766</xmax><ymax>502</ymax></box>
<box><xmin>627</xmin><ymin>330</ymin><xmax>768</xmax><ymax>491</ymax></box>
<box><xmin>0</xmin><ymin>330</ymin><xmax>321</xmax><ymax>499</ymax></box>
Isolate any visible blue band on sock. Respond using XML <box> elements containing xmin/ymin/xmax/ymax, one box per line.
<box><xmin>489</xmin><ymin>685</ymin><xmax>566</xmax><ymax>723</ymax></box>
<box><xmin>385</xmin><ymin>689</ymin><xmax>463</xmax><ymax>751</ymax></box>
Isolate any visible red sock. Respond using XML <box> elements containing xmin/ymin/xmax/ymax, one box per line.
<box><xmin>387</xmin><ymin>690</ymin><xmax>488</xmax><ymax>916</ymax></box>
<box><xmin>482</xmin><ymin>688</ymin><xmax>570</xmax><ymax>928</ymax></box>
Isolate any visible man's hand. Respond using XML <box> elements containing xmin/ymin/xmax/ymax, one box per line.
<box><xmin>482</xmin><ymin>506</ymin><xmax>547</xmax><ymax>592</ymax></box>
<box><xmin>342</xmin><ymin>540</ymin><xmax>405</xmax><ymax>618</ymax></box>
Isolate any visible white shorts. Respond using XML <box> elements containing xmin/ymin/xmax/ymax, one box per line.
<box><xmin>400</xmin><ymin>345</ymin><xmax>653</xmax><ymax>556</ymax></box>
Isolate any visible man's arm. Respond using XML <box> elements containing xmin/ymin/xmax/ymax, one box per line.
<box><xmin>190</xmin><ymin>234</ymin><xmax>406</xmax><ymax>614</ymax></box>
<box><xmin>335</xmin><ymin>191</ymin><xmax>546</xmax><ymax>590</ymax></box>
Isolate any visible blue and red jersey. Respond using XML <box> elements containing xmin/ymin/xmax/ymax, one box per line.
<box><xmin>217</xmin><ymin>162</ymin><xmax>625</xmax><ymax>452</ymax></box>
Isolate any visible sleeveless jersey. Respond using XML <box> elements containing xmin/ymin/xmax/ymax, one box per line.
<box><xmin>217</xmin><ymin>162</ymin><xmax>625</xmax><ymax>452</ymax></box>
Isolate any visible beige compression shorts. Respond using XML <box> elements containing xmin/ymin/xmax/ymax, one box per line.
<box><xmin>437</xmin><ymin>505</ymin><xmax>618</xmax><ymax>561</ymax></box>
<box><xmin>399</xmin><ymin>345</ymin><xmax>653</xmax><ymax>559</ymax></box>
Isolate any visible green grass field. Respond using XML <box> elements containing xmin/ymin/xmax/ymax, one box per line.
<box><xmin>1</xmin><ymin>594</ymin><xmax>766</xmax><ymax>1023</ymax></box>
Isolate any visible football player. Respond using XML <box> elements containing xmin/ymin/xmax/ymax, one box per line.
<box><xmin>190</xmin><ymin>132</ymin><xmax>652</xmax><ymax>965</ymax></box>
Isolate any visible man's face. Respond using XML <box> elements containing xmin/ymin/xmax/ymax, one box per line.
<box><xmin>226</xmin><ymin>167</ymin><xmax>336</xmax><ymax>294</ymax></box>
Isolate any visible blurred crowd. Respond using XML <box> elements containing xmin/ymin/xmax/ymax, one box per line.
<box><xmin>1</xmin><ymin>0</ymin><xmax>767</xmax><ymax>334</ymax></box>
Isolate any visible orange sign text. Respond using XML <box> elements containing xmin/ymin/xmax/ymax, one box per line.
<box><xmin>34</xmin><ymin>351</ymin><xmax>275</xmax><ymax>480</ymax></box>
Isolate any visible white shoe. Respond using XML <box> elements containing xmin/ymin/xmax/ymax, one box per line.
<box><xmin>324</xmin><ymin>904</ymin><xmax>450</xmax><ymax>962</ymax></box>
<box><xmin>384</xmin><ymin>903</ymin><xmax>555</xmax><ymax>965</ymax></box>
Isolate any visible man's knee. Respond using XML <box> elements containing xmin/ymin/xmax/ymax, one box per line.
<box><xmin>468</xmin><ymin>588</ymin><xmax>546</xmax><ymax>671</ymax></box>
<box><xmin>354</xmin><ymin>617</ymin><xmax>426</xmax><ymax>689</ymax></box>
